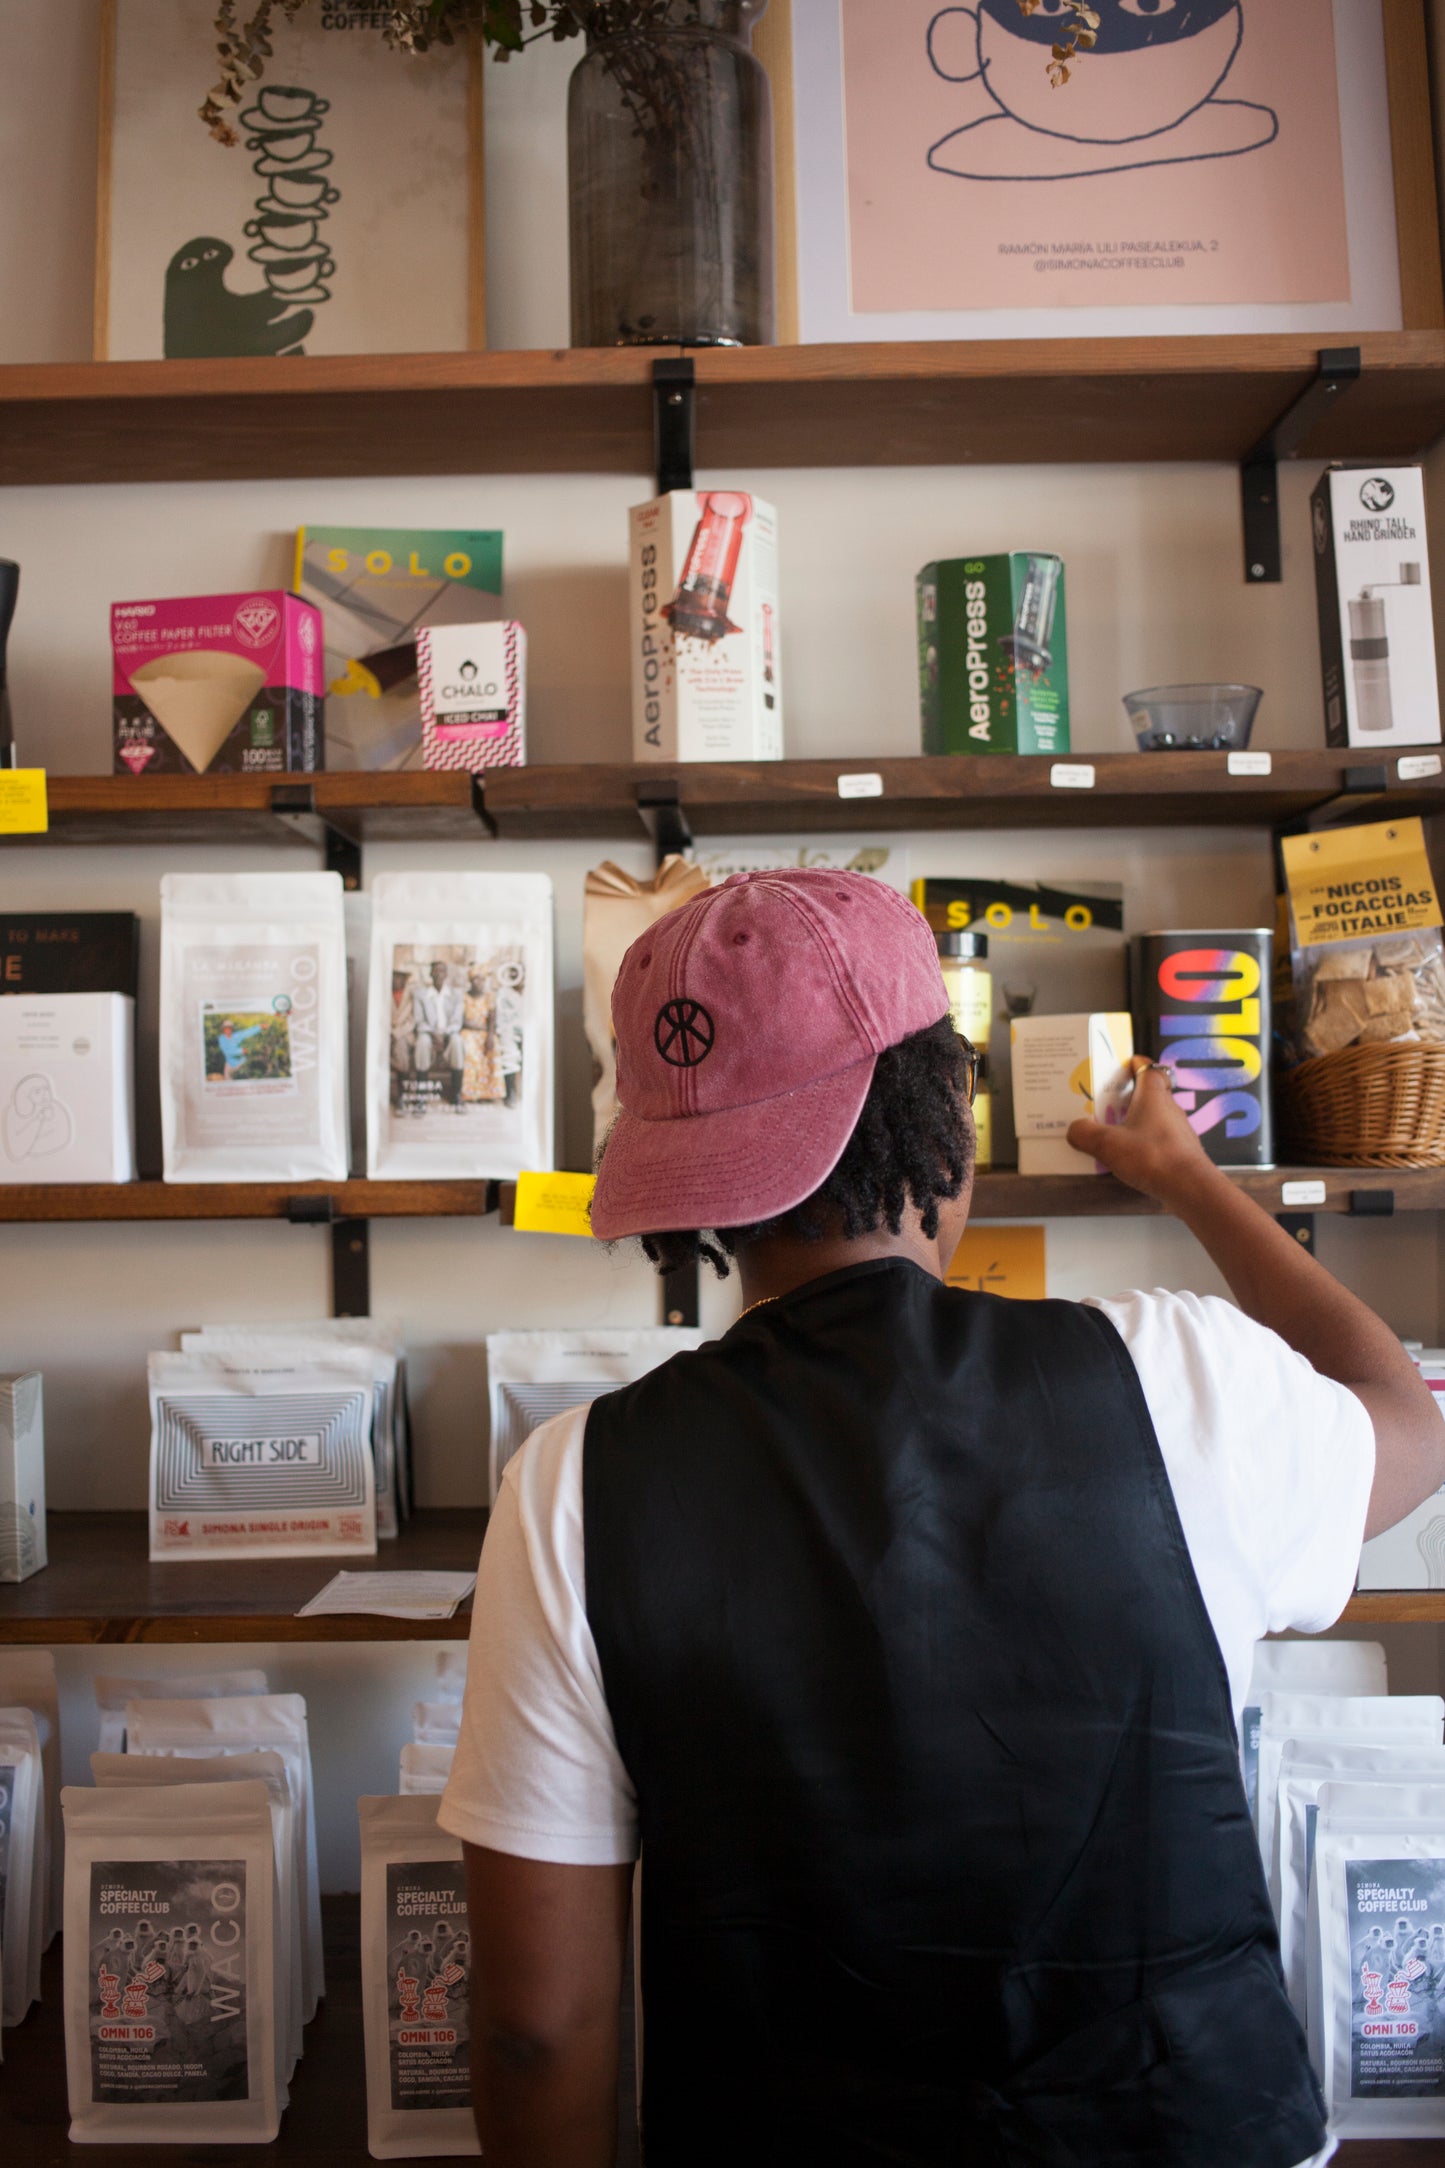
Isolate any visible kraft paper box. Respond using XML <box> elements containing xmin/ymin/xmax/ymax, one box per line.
<box><xmin>419</xmin><ymin>620</ymin><xmax>526</xmax><ymax>771</ymax></box>
<box><xmin>113</xmin><ymin>592</ymin><xmax>324</xmax><ymax>776</ymax></box>
<box><xmin>1311</xmin><ymin>465</ymin><xmax>1441</xmax><ymax>749</ymax></box>
<box><xmin>0</xmin><ymin>1373</ymin><xmax>45</xmax><ymax>1584</ymax></box>
<box><xmin>1011</xmin><ymin>1012</ymin><xmax>1132</xmax><ymax>1178</ymax></box>
<box><xmin>0</xmin><ymin>993</ymin><xmax>135</xmax><ymax>1184</ymax></box>
<box><xmin>918</xmin><ymin>554</ymin><xmax>1069</xmax><ymax>756</ymax></box>
<box><xmin>630</xmin><ymin>490</ymin><xmax>783</xmax><ymax>762</ymax></box>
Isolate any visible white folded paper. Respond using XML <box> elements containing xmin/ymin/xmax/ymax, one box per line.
<box><xmin>295</xmin><ymin>1571</ymin><xmax>476</xmax><ymax>1622</ymax></box>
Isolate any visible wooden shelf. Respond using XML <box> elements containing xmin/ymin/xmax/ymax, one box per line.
<box><xmin>1343</xmin><ymin>1591</ymin><xmax>1445</xmax><ymax>1624</ymax></box>
<box><xmin>12</xmin><ymin>750</ymin><xmax>1445</xmax><ymax>851</ymax></box>
<box><xmin>3</xmin><ymin>333</ymin><xmax>1445</xmax><ymax>485</ymax></box>
<box><xmin>0</xmin><ymin>1511</ymin><xmax>486</xmax><ymax>1645</ymax></box>
<box><xmin>0</xmin><ymin>1179</ymin><xmax>496</xmax><ymax>1224</ymax></box>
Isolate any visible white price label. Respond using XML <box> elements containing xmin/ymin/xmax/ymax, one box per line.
<box><xmin>1227</xmin><ymin>751</ymin><xmax>1272</xmax><ymax>776</ymax></box>
<box><xmin>837</xmin><ymin>772</ymin><xmax>884</xmax><ymax>800</ymax></box>
<box><xmin>1280</xmin><ymin>1179</ymin><xmax>1327</xmax><ymax>1207</ymax></box>
<box><xmin>1398</xmin><ymin>753</ymin><xmax>1443</xmax><ymax>781</ymax></box>
<box><xmin>1050</xmin><ymin>763</ymin><xmax>1095</xmax><ymax>790</ymax></box>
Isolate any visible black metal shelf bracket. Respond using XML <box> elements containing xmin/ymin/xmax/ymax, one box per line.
<box><xmin>635</xmin><ymin>779</ymin><xmax>694</xmax><ymax>858</ymax></box>
<box><xmin>470</xmin><ymin>775</ymin><xmax>499</xmax><ymax>839</ymax></box>
<box><xmin>331</xmin><ymin>1219</ymin><xmax>371</xmax><ymax>1318</ymax></box>
<box><xmin>1350</xmin><ymin>1189</ymin><xmax>1395</xmax><ymax>1218</ymax></box>
<box><xmin>269</xmin><ymin>781</ymin><xmax>363</xmax><ymax>891</ymax></box>
<box><xmin>1276</xmin><ymin>1212</ymin><xmax>1316</xmax><ymax>1254</ymax></box>
<box><xmin>1241</xmin><ymin>346</ymin><xmax>1360</xmax><ymax>584</ymax></box>
<box><xmin>653</xmin><ymin>357</ymin><xmax>696</xmax><ymax>496</ymax></box>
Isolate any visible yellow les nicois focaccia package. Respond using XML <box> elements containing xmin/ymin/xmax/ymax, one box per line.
<box><xmin>1281</xmin><ymin>816</ymin><xmax>1445</xmax><ymax>1059</ymax></box>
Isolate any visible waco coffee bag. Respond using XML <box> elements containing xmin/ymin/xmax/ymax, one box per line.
<box><xmin>61</xmin><ymin>1781</ymin><xmax>280</xmax><ymax>2144</ymax></box>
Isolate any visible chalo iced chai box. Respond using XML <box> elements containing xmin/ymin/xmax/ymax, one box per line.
<box><xmin>113</xmin><ymin>592</ymin><xmax>324</xmax><ymax>776</ymax></box>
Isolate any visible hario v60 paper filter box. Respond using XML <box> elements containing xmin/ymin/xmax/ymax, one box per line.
<box><xmin>1311</xmin><ymin>465</ymin><xmax>1441</xmax><ymax>749</ymax></box>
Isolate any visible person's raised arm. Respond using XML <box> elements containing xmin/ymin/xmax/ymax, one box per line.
<box><xmin>1068</xmin><ymin>1060</ymin><xmax>1445</xmax><ymax>1539</ymax></box>
<box><xmin>463</xmin><ymin>1844</ymin><xmax>632</xmax><ymax>2168</ymax></box>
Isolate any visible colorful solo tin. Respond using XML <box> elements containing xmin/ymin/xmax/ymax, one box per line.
<box><xmin>1130</xmin><ymin>930</ymin><xmax>1273</xmax><ymax>1167</ymax></box>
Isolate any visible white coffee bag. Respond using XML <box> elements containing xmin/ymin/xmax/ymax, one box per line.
<box><xmin>433</xmin><ymin>1651</ymin><xmax>466</xmax><ymax>1703</ymax></box>
<box><xmin>412</xmin><ymin>1703</ymin><xmax>462</xmax><ymax>1748</ymax></box>
<box><xmin>366</xmin><ymin>871</ymin><xmax>554</xmax><ymax>1181</ymax></box>
<box><xmin>94</xmin><ymin>1670</ymin><xmax>270</xmax><ymax>1755</ymax></box>
<box><xmin>360</xmin><ymin>1794</ymin><xmax>479</xmax><ymax>2157</ymax></box>
<box><xmin>160</xmin><ymin>871</ymin><xmax>348</xmax><ymax>1182</ymax></box>
<box><xmin>1255</xmin><ymin>1693</ymin><xmax>1440</xmax><ymax>1857</ymax></box>
<box><xmin>1242</xmin><ymin>1639</ymin><xmax>1388</xmax><ymax>1822</ymax></box>
<box><xmin>0</xmin><ymin>1650</ymin><xmax>60</xmax><ymax>1943</ymax></box>
<box><xmin>1311</xmin><ymin>1780</ymin><xmax>1445</xmax><ymax>2138</ymax></box>
<box><xmin>486</xmin><ymin>1326</ymin><xmax>704</xmax><ymax>1499</ymax></box>
<box><xmin>1275</xmin><ymin>1739</ymin><xmax>1445</xmax><ymax>2022</ymax></box>
<box><xmin>91</xmin><ymin>1749</ymin><xmax>302</xmax><ymax>2083</ymax></box>
<box><xmin>62</xmin><ymin>1780</ymin><xmax>280</xmax><ymax>2144</ymax></box>
<box><xmin>0</xmin><ymin>1705</ymin><xmax>42</xmax><ymax>2024</ymax></box>
<box><xmin>125</xmin><ymin>1695</ymin><xmax>324</xmax><ymax>2025</ymax></box>
<box><xmin>181</xmin><ymin>1322</ymin><xmax>406</xmax><ymax>1539</ymax></box>
<box><xmin>147</xmin><ymin>1349</ymin><xmax>378</xmax><ymax>1562</ymax></box>
<box><xmin>400</xmin><ymin>1745</ymin><xmax>455</xmax><ymax>1797</ymax></box>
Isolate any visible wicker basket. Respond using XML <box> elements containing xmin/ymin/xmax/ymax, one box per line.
<box><xmin>1277</xmin><ymin>1042</ymin><xmax>1445</xmax><ymax>1168</ymax></box>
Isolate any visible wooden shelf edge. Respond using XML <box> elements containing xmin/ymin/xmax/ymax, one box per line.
<box><xmin>1343</xmin><ymin>1591</ymin><xmax>1445</xmax><ymax>1624</ymax></box>
<box><xmin>0</xmin><ymin>1613</ymin><xmax>471</xmax><ymax>1646</ymax></box>
<box><xmin>0</xmin><ymin>1179</ymin><xmax>498</xmax><ymax>1223</ymax></box>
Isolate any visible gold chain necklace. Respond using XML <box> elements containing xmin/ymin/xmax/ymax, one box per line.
<box><xmin>737</xmin><ymin>1295</ymin><xmax>776</xmax><ymax>1322</ymax></box>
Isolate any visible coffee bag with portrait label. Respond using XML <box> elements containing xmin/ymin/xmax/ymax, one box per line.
<box><xmin>125</xmin><ymin>1696</ymin><xmax>324</xmax><ymax>2026</ymax></box>
<box><xmin>365</xmin><ymin>872</ymin><xmax>553</xmax><ymax>1182</ymax></box>
<box><xmin>1256</xmin><ymin>1695</ymin><xmax>1443</xmax><ymax>1860</ymax></box>
<box><xmin>61</xmin><ymin>1780</ymin><xmax>280</xmax><ymax>2144</ymax></box>
<box><xmin>94</xmin><ymin>1671</ymin><xmax>270</xmax><ymax>1756</ymax></box>
<box><xmin>147</xmin><ymin>1349</ymin><xmax>378</xmax><ymax>1563</ymax></box>
<box><xmin>1310</xmin><ymin>1781</ymin><xmax>1445</xmax><ymax>2137</ymax></box>
<box><xmin>1275</xmin><ymin>1740</ymin><xmax>1445</xmax><ymax>2026</ymax></box>
<box><xmin>160</xmin><ymin>872</ymin><xmax>348</xmax><ymax>1182</ymax></box>
<box><xmin>0</xmin><ymin>1650</ymin><xmax>61</xmax><ymax>1945</ymax></box>
<box><xmin>0</xmin><ymin>1706</ymin><xmax>42</xmax><ymax>2025</ymax></box>
<box><xmin>91</xmin><ymin>1749</ymin><xmax>302</xmax><ymax>2083</ymax></box>
<box><xmin>400</xmin><ymin>1745</ymin><xmax>455</xmax><ymax>1798</ymax></box>
<box><xmin>1242</xmin><ymin>1640</ymin><xmax>1389</xmax><ymax>1823</ymax></box>
<box><xmin>360</xmin><ymin>1794</ymin><xmax>479</xmax><ymax>2157</ymax></box>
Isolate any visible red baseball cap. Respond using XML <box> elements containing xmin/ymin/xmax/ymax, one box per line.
<box><xmin>591</xmin><ymin>868</ymin><xmax>950</xmax><ymax>1241</ymax></box>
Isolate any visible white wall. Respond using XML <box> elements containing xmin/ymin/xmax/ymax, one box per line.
<box><xmin>3</xmin><ymin>0</ymin><xmax>1443</xmax><ymax>1886</ymax></box>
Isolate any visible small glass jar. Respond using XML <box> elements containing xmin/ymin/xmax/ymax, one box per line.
<box><xmin>937</xmin><ymin>930</ymin><xmax>992</xmax><ymax>1170</ymax></box>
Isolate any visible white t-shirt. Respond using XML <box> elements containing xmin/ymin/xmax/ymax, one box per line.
<box><xmin>438</xmin><ymin>1286</ymin><xmax>1375</xmax><ymax>2167</ymax></box>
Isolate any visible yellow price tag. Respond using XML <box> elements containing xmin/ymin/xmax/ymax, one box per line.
<box><xmin>513</xmin><ymin>1170</ymin><xmax>597</xmax><ymax>1239</ymax></box>
<box><xmin>0</xmin><ymin>769</ymin><xmax>47</xmax><ymax>835</ymax></box>
<box><xmin>947</xmin><ymin>1225</ymin><xmax>1046</xmax><ymax>1300</ymax></box>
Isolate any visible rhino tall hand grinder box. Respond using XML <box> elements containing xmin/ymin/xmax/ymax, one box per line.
<box><xmin>630</xmin><ymin>491</ymin><xmax>783</xmax><ymax>762</ymax></box>
<box><xmin>1311</xmin><ymin>465</ymin><xmax>1441</xmax><ymax>749</ymax></box>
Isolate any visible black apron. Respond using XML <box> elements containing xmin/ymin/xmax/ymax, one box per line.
<box><xmin>582</xmin><ymin>1257</ymin><xmax>1327</xmax><ymax>2166</ymax></box>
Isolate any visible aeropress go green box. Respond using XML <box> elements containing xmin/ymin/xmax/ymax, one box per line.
<box><xmin>917</xmin><ymin>554</ymin><xmax>1069</xmax><ymax>755</ymax></box>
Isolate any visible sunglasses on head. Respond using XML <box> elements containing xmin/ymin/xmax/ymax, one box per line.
<box><xmin>954</xmin><ymin>1033</ymin><xmax>981</xmax><ymax>1107</ymax></box>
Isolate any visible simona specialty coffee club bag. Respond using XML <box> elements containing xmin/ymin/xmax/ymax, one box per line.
<box><xmin>1275</xmin><ymin>1740</ymin><xmax>1445</xmax><ymax>2024</ymax></box>
<box><xmin>365</xmin><ymin>871</ymin><xmax>554</xmax><ymax>1182</ymax></box>
<box><xmin>61</xmin><ymin>1780</ymin><xmax>281</xmax><ymax>2145</ymax></box>
<box><xmin>94</xmin><ymin>1671</ymin><xmax>270</xmax><ymax>1756</ymax></box>
<box><xmin>1255</xmin><ymin>1694</ymin><xmax>1443</xmax><ymax>1861</ymax></box>
<box><xmin>0</xmin><ymin>1648</ymin><xmax>61</xmax><ymax>1945</ymax></box>
<box><xmin>1242</xmin><ymin>1640</ymin><xmax>1389</xmax><ymax>1823</ymax></box>
<box><xmin>0</xmin><ymin>1705</ymin><xmax>42</xmax><ymax>2025</ymax></box>
<box><xmin>147</xmin><ymin>1349</ymin><xmax>379</xmax><ymax>1564</ymax></box>
<box><xmin>125</xmin><ymin>1695</ymin><xmax>324</xmax><ymax>2027</ymax></box>
<box><xmin>360</xmin><ymin>1794</ymin><xmax>479</xmax><ymax>2158</ymax></box>
<box><xmin>1310</xmin><ymin>1780</ymin><xmax>1445</xmax><ymax>2139</ymax></box>
<box><xmin>91</xmin><ymin>1749</ymin><xmax>302</xmax><ymax>2086</ymax></box>
<box><xmin>160</xmin><ymin>872</ymin><xmax>348</xmax><ymax>1183</ymax></box>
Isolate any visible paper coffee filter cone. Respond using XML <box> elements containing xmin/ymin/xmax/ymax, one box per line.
<box><xmin>131</xmin><ymin>650</ymin><xmax>267</xmax><ymax>772</ymax></box>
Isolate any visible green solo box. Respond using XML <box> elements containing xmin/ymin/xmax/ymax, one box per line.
<box><xmin>917</xmin><ymin>554</ymin><xmax>1069</xmax><ymax>756</ymax></box>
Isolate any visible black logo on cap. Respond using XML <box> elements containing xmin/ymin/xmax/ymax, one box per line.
<box><xmin>655</xmin><ymin>998</ymin><xmax>715</xmax><ymax>1067</ymax></box>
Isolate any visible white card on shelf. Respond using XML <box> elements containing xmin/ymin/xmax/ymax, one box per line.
<box><xmin>1280</xmin><ymin>1179</ymin><xmax>1327</xmax><ymax>1207</ymax></box>
<box><xmin>295</xmin><ymin>1570</ymin><xmax>477</xmax><ymax>1621</ymax></box>
<box><xmin>1050</xmin><ymin>764</ymin><xmax>1095</xmax><ymax>790</ymax></box>
<box><xmin>1227</xmin><ymin>751</ymin><xmax>1272</xmax><ymax>776</ymax></box>
<box><xmin>837</xmin><ymin>773</ymin><xmax>884</xmax><ymax>799</ymax></box>
<box><xmin>1399</xmin><ymin>753</ymin><xmax>1443</xmax><ymax>781</ymax></box>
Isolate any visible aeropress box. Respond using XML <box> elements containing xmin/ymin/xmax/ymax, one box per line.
<box><xmin>113</xmin><ymin>592</ymin><xmax>324</xmax><ymax>776</ymax></box>
<box><xmin>630</xmin><ymin>490</ymin><xmax>782</xmax><ymax>762</ymax></box>
<box><xmin>1311</xmin><ymin>465</ymin><xmax>1441</xmax><ymax>749</ymax></box>
<box><xmin>918</xmin><ymin>554</ymin><xmax>1069</xmax><ymax>756</ymax></box>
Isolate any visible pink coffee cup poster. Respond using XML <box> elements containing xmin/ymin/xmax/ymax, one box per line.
<box><xmin>839</xmin><ymin>0</ymin><xmax>1348</xmax><ymax>315</ymax></box>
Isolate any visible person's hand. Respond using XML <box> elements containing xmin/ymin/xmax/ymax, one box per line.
<box><xmin>1066</xmin><ymin>1057</ymin><xmax>1223</xmax><ymax>1208</ymax></box>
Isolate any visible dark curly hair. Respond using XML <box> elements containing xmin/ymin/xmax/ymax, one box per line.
<box><xmin>630</xmin><ymin>1016</ymin><xmax>975</xmax><ymax>1279</ymax></box>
